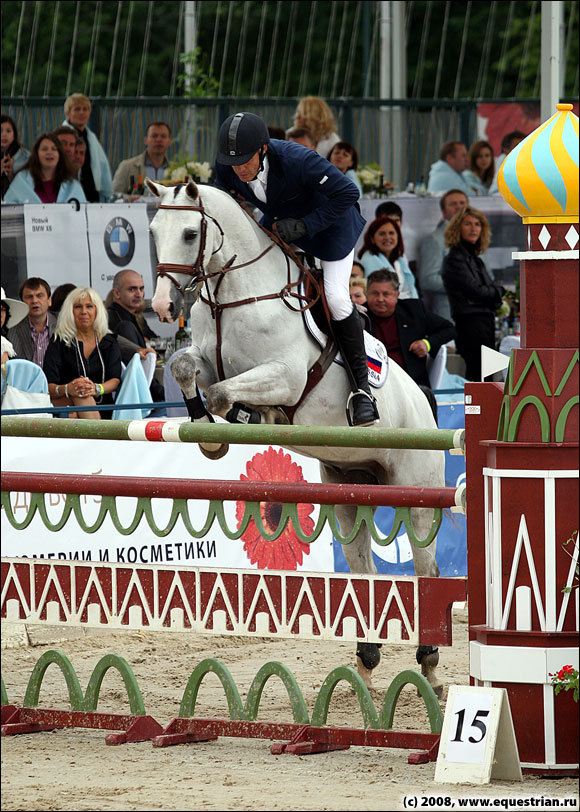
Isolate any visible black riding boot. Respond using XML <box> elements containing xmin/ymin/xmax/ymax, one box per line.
<box><xmin>332</xmin><ymin>309</ymin><xmax>380</xmax><ymax>426</ymax></box>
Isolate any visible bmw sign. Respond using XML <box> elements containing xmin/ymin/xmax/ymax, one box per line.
<box><xmin>104</xmin><ymin>216</ymin><xmax>136</xmax><ymax>266</ymax></box>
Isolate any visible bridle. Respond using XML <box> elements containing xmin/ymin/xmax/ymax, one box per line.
<box><xmin>154</xmin><ymin>188</ymin><xmax>323</xmax><ymax>381</ymax></box>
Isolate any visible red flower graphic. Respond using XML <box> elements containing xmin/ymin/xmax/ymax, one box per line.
<box><xmin>236</xmin><ymin>447</ymin><xmax>314</xmax><ymax>570</ymax></box>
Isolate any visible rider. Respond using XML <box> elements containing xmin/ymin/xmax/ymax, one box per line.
<box><xmin>215</xmin><ymin>111</ymin><xmax>379</xmax><ymax>427</ymax></box>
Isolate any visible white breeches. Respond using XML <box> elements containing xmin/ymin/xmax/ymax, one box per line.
<box><xmin>320</xmin><ymin>249</ymin><xmax>355</xmax><ymax>321</ymax></box>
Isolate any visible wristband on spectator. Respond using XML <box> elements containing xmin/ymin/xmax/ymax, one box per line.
<box><xmin>423</xmin><ymin>339</ymin><xmax>431</xmax><ymax>353</ymax></box>
<box><xmin>55</xmin><ymin>385</ymin><xmax>60</xmax><ymax>397</ymax></box>
<box><xmin>96</xmin><ymin>383</ymin><xmax>105</xmax><ymax>396</ymax></box>
<box><xmin>65</xmin><ymin>384</ymin><xmax>69</xmax><ymax>398</ymax></box>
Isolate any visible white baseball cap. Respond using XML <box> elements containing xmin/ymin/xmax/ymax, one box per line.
<box><xmin>1</xmin><ymin>287</ymin><xmax>29</xmax><ymax>328</ymax></box>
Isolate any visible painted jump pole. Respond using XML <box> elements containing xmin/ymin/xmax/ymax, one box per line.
<box><xmin>0</xmin><ymin>416</ymin><xmax>465</xmax><ymax>453</ymax></box>
<box><xmin>1</xmin><ymin>471</ymin><xmax>465</xmax><ymax>511</ymax></box>
<box><xmin>465</xmin><ymin>104</ymin><xmax>579</xmax><ymax>775</ymax></box>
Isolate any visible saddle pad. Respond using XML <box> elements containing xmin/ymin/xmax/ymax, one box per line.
<box><xmin>303</xmin><ymin>306</ymin><xmax>388</xmax><ymax>389</ymax></box>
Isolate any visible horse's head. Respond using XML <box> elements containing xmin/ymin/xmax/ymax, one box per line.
<box><xmin>148</xmin><ymin>178</ymin><xmax>221</xmax><ymax>323</ymax></box>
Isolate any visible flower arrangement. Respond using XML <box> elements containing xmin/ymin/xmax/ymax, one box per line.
<box><xmin>356</xmin><ymin>163</ymin><xmax>394</xmax><ymax>196</ymax></box>
<box><xmin>166</xmin><ymin>157</ymin><xmax>213</xmax><ymax>184</ymax></box>
<box><xmin>549</xmin><ymin>665</ymin><xmax>579</xmax><ymax>702</ymax></box>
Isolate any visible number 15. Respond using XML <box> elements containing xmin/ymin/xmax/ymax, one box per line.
<box><xmin>451</xmin><ymin>708</ymin><xmax>490</xmax><ymax>744</ymax></box>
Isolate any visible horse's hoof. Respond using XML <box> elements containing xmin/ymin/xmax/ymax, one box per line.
<box><xmin>199</xmin><ymin>443</ymin><xmax>229</xmax><ymax>460</ymax></box>
<box><xmin>356</xmin><ymin>642</ymin><xmax>382</xmax><ymax>670</ymax></box>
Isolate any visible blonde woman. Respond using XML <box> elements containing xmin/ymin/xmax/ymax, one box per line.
<box><xmin>293</xmin><ymin>96</ymin><xmax>340</xmax><ymax>158</ymax></box>
<box><xmin>43</xmin><ymin>287</ymin><xmax>121</xmax><ymax>419</ymax></box>
<box><xmin>63</xmin><ymin>92</ymin><xmax>113</xmax><ymax>202</ymax></box>
<box><xmin>442</xmin><ymin>207</ymin><xmax>505</xmax><ymax>381</ymax></box>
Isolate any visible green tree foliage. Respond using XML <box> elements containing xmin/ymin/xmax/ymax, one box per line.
<box><xmin>1</xmin><ymin>0</ymin><xmax>578</xmax><ymax>100</ymax></box>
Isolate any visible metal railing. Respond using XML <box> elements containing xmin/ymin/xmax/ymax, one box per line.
<box><xmin>1</xmin><ymin>95</ymin><xmax>493</xmax><ymax>188</ymax></box>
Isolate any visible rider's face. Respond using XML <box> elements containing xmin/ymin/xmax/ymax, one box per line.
<box><xmin>232</xmin><ymin>145</ymin><xmax>267</xmax><ymax>183</ymax></box>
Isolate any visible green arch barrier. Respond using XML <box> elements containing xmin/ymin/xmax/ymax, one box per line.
<box><xmin>22</xmin><ymin>650</ymin><xmax>85</xmax><ymax>710</ymax></box>
<box><xmin>244</xmin><ymin>661</ymin><xmax>309</xmax><ymax>723</ymax></box>
<box><xmin>378</xmin><ymin>669</ymin><xmax>443</xmax><ymax>733</ymax></box>
<box><xmin>507</xmin><ymin>396</ymin><xmax>551</xmax><ymax>442</ymax></box>
<box><xmin>555</xmin><ymin>396</ymin><xmax>579</xmax><ymax>442</ymax></box>
<box><xmin>179</xmin><ymin>658</ymin><xmax>245</xmax><ymax>720</ymax></box>
<box><xmin>310</xmin><ymin>666</ymin><xmax>379</xmax><ymax>729</ymax></box>
<box><xmin>83</xmin><ymin>654</ymin><xmax>146</xmax><ymax>715</ymax></box>
<box><xmin>0</xmin><ymin>491</ymin><xmax>442</xmax><ymax>548</ymax></box>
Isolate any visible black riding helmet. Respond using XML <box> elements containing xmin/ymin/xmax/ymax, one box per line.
<box><xmin>217</xmin><ymin>112</ymin><xmax>270</xmax><ymax>166</ymax></box>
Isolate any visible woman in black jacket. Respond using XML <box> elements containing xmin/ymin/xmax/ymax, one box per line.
<box><xmin>442</xmin><ymin>206</ymin><xmax>505</xmax><ymax>381</ymax></box>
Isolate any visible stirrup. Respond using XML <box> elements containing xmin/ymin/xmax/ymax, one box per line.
<box><xmin>345</xmin><ymin>390</ymin><xmax>379</xmax><ymax>427</ymax></box>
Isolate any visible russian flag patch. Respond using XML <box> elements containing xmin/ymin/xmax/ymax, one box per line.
<box><xmin>367</xmin><ymin>354</ymin><xmax>382</xmax><ymax>374</ymax></box>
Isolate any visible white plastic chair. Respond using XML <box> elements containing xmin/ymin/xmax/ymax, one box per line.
<box><xmin>427</xmin><ymin>343</ymin><xmax>447</xmax><ymax>391</ymax></box>
<box><xmin>163</xmin><ymin>348</ymin><xmax>189</xmax><ymax>417</ymax></box>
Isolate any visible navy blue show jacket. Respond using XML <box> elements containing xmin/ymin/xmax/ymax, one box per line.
<box><xmin>215</xmin><ymin>139</ymin><xmax>366</xmax><ymax>261</ymax></box>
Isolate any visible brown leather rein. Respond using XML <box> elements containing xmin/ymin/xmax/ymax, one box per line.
<box><xmin>155</xmin><ymin>191</ymin><xmax>326</xmax><ymax>383</ymax></box>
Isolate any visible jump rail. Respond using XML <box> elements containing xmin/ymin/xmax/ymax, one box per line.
<box><xmin>0</xmin><ymin>417</ymin><xmax>465</xmax><ymax>453</ymax></box>
<box><xmin>1</xmin><ymin>472</ymin><xmax>465</xmax><ymax>511</ymax></box>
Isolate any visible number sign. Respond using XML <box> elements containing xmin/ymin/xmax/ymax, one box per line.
<box><xmin>435</xmin><ymin>686</ymin><xmax>522</xmax><ymax>784</ymax></box>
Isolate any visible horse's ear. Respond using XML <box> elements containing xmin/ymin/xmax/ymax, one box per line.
<box><xmin>185</xmin><ymin>180</ymin><xmax>199</xmax><ymax>201</ymax></box>
<box><xmin>145</xmin><ymin>178</ymin><xmax>164</xmax><ymax>197</ymax></box>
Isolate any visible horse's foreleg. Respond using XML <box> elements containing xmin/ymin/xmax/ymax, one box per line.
<box><xmin>170</xmin><ymin>350</ymin><xmax>229</xmax><ymax>459</ymax></box>
<box><xmin>205</xmin><ymin>361</ymin><xmax>305</xmax><ymax>420</ymax></box>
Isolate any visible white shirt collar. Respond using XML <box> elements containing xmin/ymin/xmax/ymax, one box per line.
<box><xmin>247</xmin><ymin>154</ymin><xmax>269</xmax><ymax>202</ymax></box>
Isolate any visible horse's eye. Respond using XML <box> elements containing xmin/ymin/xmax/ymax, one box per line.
<box><xmin>183</xmin><ymin>228</ymin><xmax>197</xmax><ymax>242</ymax></box>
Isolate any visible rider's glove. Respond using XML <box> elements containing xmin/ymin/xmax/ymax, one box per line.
<box><xmin>275</xmin><ymin>218</ymin><xmax>308</xmax><ymax>244</ymax></box>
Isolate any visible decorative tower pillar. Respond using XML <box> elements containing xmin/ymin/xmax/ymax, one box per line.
<box><xmin>464</xmin><ymin>104</ymin><xmax>579</xmax><ymax>775</ymax></box>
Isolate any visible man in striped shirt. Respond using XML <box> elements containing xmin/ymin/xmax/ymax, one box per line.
<box><xmin>7</xmin><ymin>277</ymin><xmax>56</xmax><ymax>368</ymax></box>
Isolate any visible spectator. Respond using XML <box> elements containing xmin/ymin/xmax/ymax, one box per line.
<box><xmin>417</xmin><ymin>189</ymin><xmax>468</xmax><ymax>321</ymax></box>
<box><xmin>50</xmin><ymin>283</ymin><xmax>77</xmax><ymax>316</ymax></box>
<box><xmin>3</xmin><ymin>132</ymin><xmax>86</xmax><ymax>205</ymax></box>
<box><xmin>349</xmin><ymin>276</ymin><xmax>367</xmax><ymax>307</ymax></box>
<box><xmin>112</xmin><ymin>121</ymin><xmax>172</xmax><ymax>194</ymax></box>
<box><xmin>463</xmin><ymin>140</ymin><xmax>495</xmax><ymax>196</ymax></box>
<box><xmin>43</xmin><ymin>287</ymin><xmax>121</xmax><ymax>419</ymax></box>
<box><xmin>375</xmin><ymin>201</ymin><xmax>402</xmax><ymax>225</ymax></box>
<box><xmin>365</xmin><ymin>269</ymin><xmax>455</xmax><ymax>389</ymax></box>
<box><xmin>1</xmin><ymin>114</ymin><xmax>30</xmax><ymax>199</ymax></box>
<box><xmin>268</xmin><ymin>126</ymin><xmax>286</xmax><ymax>140</ymax></box>
<box><xmin>285</xmin><ymin>127</ymin><xmax>316</xmax><ymax>150</ymax></box>
<box><xmin>72</xmin><ymin>138</ymin><xmax>87</xmax><ymax>177</ymax></box>
<box><xmin>351</xmin><ymin>260</ymin><xmax>365</xmax><ymax>279</ymax></box>
<box><xmin>358</xmin><ymin>216</ymin><xmax>419</xmax><ymax>299</ymax></box>
<box><xmin>327</xmin><ymin>141</ymin><xmax>362</xmax><ymax>198</ymax></box>
<box><xmin>489</xmin><ymin>130</ymin><xmax>526</xmax><ymax>195</ymax></box>
<box><xmin>293</xmin><ymin>96</ymin><xmax>340</xmax><ymax>158</ymax></box>
<box><xmin>1</xmin><ymin>287</ymin><xmax>28</xmax><ymax>363</ymax></box>
<box><xmin>53</xmin><ymin>125</ymin><xmax>78</xmax><ymax>172</ymax></box>
<box><xmin>427</xmin><ymin>141</ymin><xmax>471</xmax><ymax>196</ymax></box>
<box><xmin>442</xmin><ymin>206</ymin><xmax>505</xmax><ymax>382</ymax></box>
<box><xmin>106</xmin><ymin>269</ymin><xmax>165</xmax><ymax>404</ymax></box>
<box><xmin>63</xmin><ymin>93</ymin><xmax>113</xmax><ymax>202</ymax></box>
<box><xmin>7</xmin><ymin>277</ymin><xmax>57</xmax><ymax>367</ymax></box>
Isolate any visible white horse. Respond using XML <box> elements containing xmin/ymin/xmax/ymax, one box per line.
<box><xmin>148</xmin><ymin>179</ymin><xmax>445</xmax><ymax>692</ymax></box>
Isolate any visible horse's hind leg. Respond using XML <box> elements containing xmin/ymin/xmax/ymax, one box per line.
<box><xmin>320</xmin><ymin>463</ymin><xmax>381</xmax><ymax>688</ymax></box>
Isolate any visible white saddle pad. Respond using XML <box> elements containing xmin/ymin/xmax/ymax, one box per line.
<box><xmin>303</xmin><ymin>307</ymin><xmax>388</xmax><ymax>389</ymax></box>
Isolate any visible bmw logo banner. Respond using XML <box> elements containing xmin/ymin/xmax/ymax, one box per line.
<box><xmin>86</xmin><ymin>204</ymin><xmax>154</xmax><ymax>300</ymax></box>
<box><xmin>21</xmin><ymin>203</ymin><xmax>91</xmax><ymax>291</ymax></box>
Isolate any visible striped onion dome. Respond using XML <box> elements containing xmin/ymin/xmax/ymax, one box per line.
<box><xmin>498</xmin><ymin>104</ymin><xmax>579</xmax><ymax>222</ymax></box>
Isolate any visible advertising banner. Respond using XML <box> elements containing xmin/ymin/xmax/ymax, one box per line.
<box><xmin>22</xmin><ymin>204</ymin><xmax>90</xmax><ymax>290</ymax></box>
<box><xmin>1</xmin><ymin>435</ymin><xmax>334</xmax><ymax>574</ymax></box>
<box><xmin>85</xmin><ymin>203</ymin><xmax>154</xmax><ymax>301</ymax></box>
<box><xmin>333</xmin><ymin>403</ymin><xmax>467</xmax><ymax>577</ymax></box>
